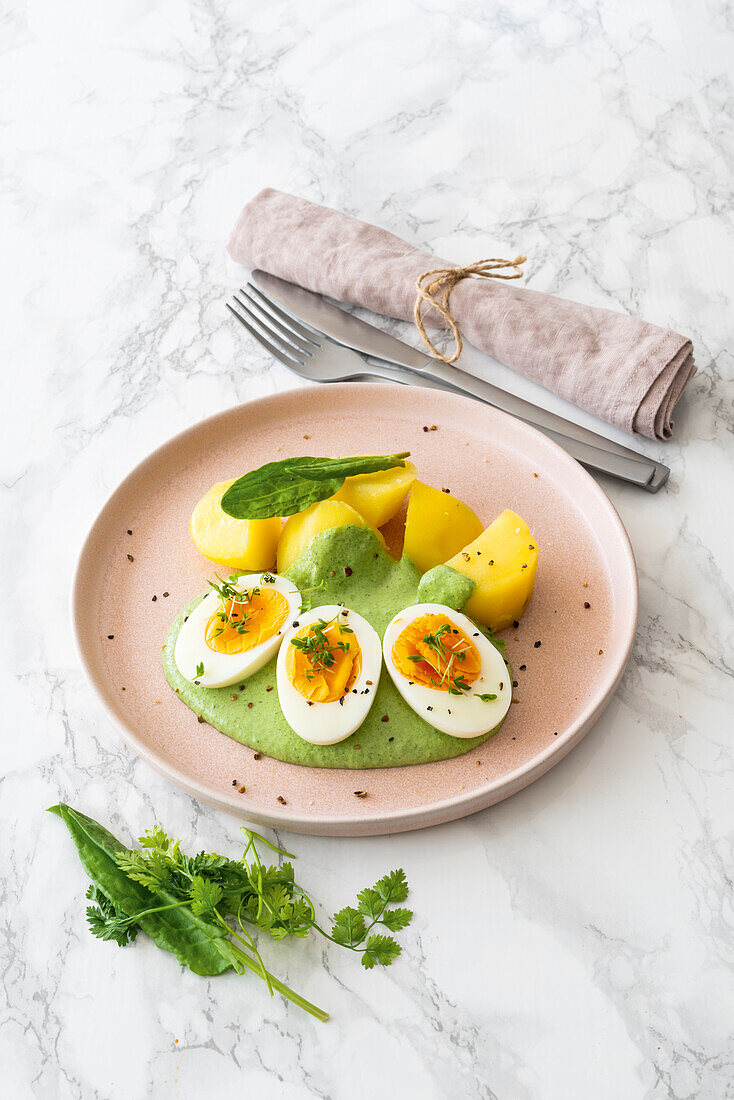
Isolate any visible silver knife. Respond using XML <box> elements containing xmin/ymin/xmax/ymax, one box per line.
<box><xmin>251</xmin><ymin>270</ymin><xmax>670</xmax><ymax>492</ymax></box>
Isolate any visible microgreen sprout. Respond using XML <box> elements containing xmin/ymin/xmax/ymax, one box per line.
<box><xmin>207</xmin><ymin>574</ymin><xmax>260</xmax><ymax>636</ymax></box>
<box><xmin>296</xmin><ymin>580</ymin><xmax>327</xmax><ymax>614</ymax></box>
<box><xmin>406</xmin><ymin>623</ymin><xmax>478</xmax><ymax>695</ymax></box>
<box><xmin>290</xmin><ymin>615</ymin><xmax>354</xmax><ymax>674</ymax></box>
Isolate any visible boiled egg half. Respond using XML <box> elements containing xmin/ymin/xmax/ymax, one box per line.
<box><xmin>382</xmin><ymin>603</ymin><xmax>511</xmax><ymax>737</ymax></box>
<box><xmin>276</xmin><ymin>604</ymin><xmax>381</xmax><ymax>745</ymax></box>
<box><xmin>174</xmin><ymin>572</ymin><xmax>301</xmax><ymax>688</ymax></box>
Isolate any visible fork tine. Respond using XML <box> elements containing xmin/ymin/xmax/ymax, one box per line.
<box><xmin>234</xmin><ymin>289</ymin><xmax>316</xmax><ymax>355</ymax></box>
<box><xmin>231</xmin><ymin>292</ymin><xmax>312</xmax><ymax>360</ymax></box>
<box><xmin>226</xmin><ymin>301</ymin><xmax>305</xmax><ymax>369</ymax></box>
<box><xmin>246</xmin><ymin>284</ymin><xmax>322</xmax><ymax>346</ymax></box>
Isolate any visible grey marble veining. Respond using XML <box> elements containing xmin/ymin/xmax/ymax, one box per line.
<box><xmin>2</xmin><ymin>1</ymin><xmax>733</xmax><ymax>1097</ymax></box>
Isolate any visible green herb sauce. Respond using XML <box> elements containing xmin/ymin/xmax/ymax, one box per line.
<box><xmin>162</xmin><ymin>525</ymin><xmax>509</xmax><ymax>769</ymax></box>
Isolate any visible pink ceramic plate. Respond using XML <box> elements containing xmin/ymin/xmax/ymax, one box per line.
<box><xmin>73</xmin><ymin>384</ymin><xmax>637</xmax><ymax>835</ymax></box>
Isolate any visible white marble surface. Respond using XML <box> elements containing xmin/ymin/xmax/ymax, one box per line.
<box><xmin>3</xmin><ymin>1</ymin><xmax>734</xmax><ymax>1096</ymax></box>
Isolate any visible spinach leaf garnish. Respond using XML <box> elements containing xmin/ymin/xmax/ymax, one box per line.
<box><xmin>220</xmin><ymin>452</ymin><xmax>410</xmax><ymax>519</ymax></box>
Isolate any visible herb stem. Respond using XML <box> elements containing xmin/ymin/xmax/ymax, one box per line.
<box><xmin>218</xmin><ymin>909</ymin><xmax>274</xmax><ymax>997</ymax></box>
<box><xmin>219</xmin><ymin>938</ymin><xmax>329</xmax><ymax>1022</ymax></box>
<box><xmin>128</xmin><ymin>900</ymin><xmax>190</xmax><ymax>920</ymax></box>
<box><xmin>243</xmin><ymin>828</ymin><xmax>296</xmax><ymax>859</ymax></box>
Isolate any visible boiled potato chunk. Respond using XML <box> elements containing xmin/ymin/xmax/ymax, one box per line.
<box><xmin>190</xmin><ymin>479</ymin><xmax>281</xmax><ymax>570</ymax></box>
<box><xmin>277</xmin><ymin>499</ymin><xmax>384</xmax><ymax>573</ymax></box>
<box><xmin>446</xmin><ymin>509</ymin><xmax>538</xmax><ymax>631</ymax></box>
<box><xmin>403</xmin><ymin>481</ymin><xmax>483</xmax><ymax>574</ymax></box>
<box><xmin>332</xmin><ymin>461</ymin><xmax>417</xmax><ymax>528</ymax></box>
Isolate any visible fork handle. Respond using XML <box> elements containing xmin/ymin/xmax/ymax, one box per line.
<box><xmin>356</xmin><ymin>359</ymin><xmax>669</xmax><ymax>492</ymax></box>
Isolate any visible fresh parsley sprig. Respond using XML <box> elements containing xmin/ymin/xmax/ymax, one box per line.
<box><xmin>85</xmin><ymin>885</ymin><xmax>140</xmax><ymax>946</ymax></box>
<box><xmin>50</xmin><ymin>804</ymin><xmax>412</xmax><ymax>1022</ymax></box>
<box><xmin>327</xmin><ymin>869</ymin><xmax>411</xmax><ymax>968</ymax></box>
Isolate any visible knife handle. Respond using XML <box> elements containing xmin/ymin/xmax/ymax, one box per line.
<box><xmin>518</xmin><ymin>423</ymin><xmax>669</xmax><ymax>491</ymax></box>
<box><xmin>360</xmin><ymin>359</ymin><xmax>669</xmax><ymax>493</ymax></box>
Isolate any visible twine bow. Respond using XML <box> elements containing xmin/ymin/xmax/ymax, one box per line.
<box><xmin>414</xmin><ymin>255</ymin><xmax>527</xmax><ymax>363</ymax></box>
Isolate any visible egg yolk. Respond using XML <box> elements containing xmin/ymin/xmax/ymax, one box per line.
<box><xmin>392</xmin><ymin>613</ymin><xmax>481</xmax><ymax>692</ymax></box>
<box><xmin>285</xmin><ymin>619</ymin><xmax>362</xmax><ymax>703</ymax></box>
<box><xmin>205</xmin><ymin>588</ymin><xmax>288</xmax><ymax>655</ymax></box>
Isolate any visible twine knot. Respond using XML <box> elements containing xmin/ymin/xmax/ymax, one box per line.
<box><xmin>414</xmin><ymin>255</ymin><xmax>527</xmax><ymax>363</ymax></box>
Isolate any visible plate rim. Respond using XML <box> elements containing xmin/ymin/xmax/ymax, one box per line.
<box><xmin>72</xmin><ymin>383</ymin><xmax>638</xmax><ymax>835</ymax></box>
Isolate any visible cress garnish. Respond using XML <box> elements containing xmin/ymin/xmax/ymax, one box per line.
<box><xmin>403</xmin><ymin>621</ymin><xmax>500</xmax><ymax>700</ymax></box>
<box><xmin>206</xmin><ymin>574</ymin><xmax>262</xmax><ymax>638</ymax></box>
<box><xmin>405</xmin><ymin>623</ymin><xmax>470</xmax><ymax>696</ymax></box>
<box><xmin>289</xmin><ymin>614</ymin><xmax>354</xmax><ymax>682</ymax></box>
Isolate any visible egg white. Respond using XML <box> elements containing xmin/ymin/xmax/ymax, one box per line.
<box><xmin>382</xmin><ymin>603</ymin><xmax>511</xmax><ymax>738</ymax></box>
<box><xmin>174</xmin><ymin>572</ymin><xmax>301</xmax><ymax>689</ymax></box>
<box><xmin>276</xmin><ymin>604</ymin><xmax>382</xmax><ymax>745</ymax></box>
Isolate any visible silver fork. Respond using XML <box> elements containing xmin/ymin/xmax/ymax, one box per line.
<box><xmin>227</xmin><ymin>284</ymin><xmax>666</xmax><ymax>488</ymax></box>
<box><xmin>226</xmin><ymin>285</ymin><xmax>450</xmax><ymax>391</ymax></box>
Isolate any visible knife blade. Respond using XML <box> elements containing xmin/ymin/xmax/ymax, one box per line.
<box><xmin>250</xmin><ymin>270</ymin><xmax>670</xmax><ymax>492</ymax></box>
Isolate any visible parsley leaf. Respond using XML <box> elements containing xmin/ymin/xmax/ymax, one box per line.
<box><xmin>331</xmin><ymin>906</ymin><xmax>367</xmax><ymax>946</ymax></box>
<box><xmin>356</xmin><ymin>886</ymin><xmax>382</xmax><ymax>920</ymax></box>
<box><xmin>379</xmin><ymin>907</ymin><xmax>413</xmax><ymax>932</ymax></box>
<box><xmin>373</xmin><ymin>868</ymin><xmax>409</xmax><ymax>906</ymax></box>
<box><xmin>361</xmin><ymin>934</ymin><xmax>401</xmax><ymax>969</ymax></box>
<box><xmin>189</xmin><ymin>875</ymin><xmax>224</xmax><ymax>916</ymax></box>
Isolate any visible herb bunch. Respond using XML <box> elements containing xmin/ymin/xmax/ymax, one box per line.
<box><xmin>50</xmin><ymin>804</ymin><xmax>412</xmax><ymax>1022</ymax></box>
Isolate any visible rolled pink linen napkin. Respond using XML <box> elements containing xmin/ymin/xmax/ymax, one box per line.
<box><xmin>228</xmin><ymin>189</ymin><xmax>695</xmax><ymax>440</ymax></box>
